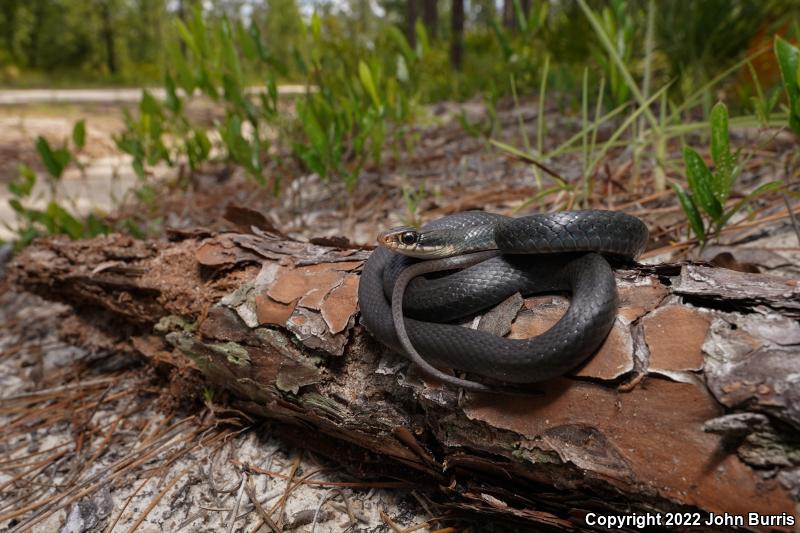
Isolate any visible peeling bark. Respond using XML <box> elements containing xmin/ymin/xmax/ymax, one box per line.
<box><xmin>9</xmin><ymin>232</ymin><xmax>800</xmax><ymax>531</ymax></box>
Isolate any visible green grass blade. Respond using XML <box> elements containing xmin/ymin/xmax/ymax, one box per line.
<box><xmin>585</xmin><ymin>84</ymin><xmax>670</xmax><ymax>179</ymax></box>
<box><xmin>720</xmin><ymin>181</ymin><xmax>783</xmax><ymax>227</ymax></box>
<box><xmin>669</xmin><ymin>45</ymin><xmax>772</xmax><ymax>122</ymax></box>
<box><xmin>576</xmin><ymin>0</ymin><xmax>658</xmax><ymax>131</ymax></box>
<box><xmin>546</xmin><ymin>98</ymin><xmax>628</xmax><ymax>160</ymax></box>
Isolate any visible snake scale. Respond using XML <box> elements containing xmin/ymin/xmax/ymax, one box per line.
<box><xmin>357</xmin><ymin>210</ymin><xmax>649</xmax><ymax>390</ymax></box>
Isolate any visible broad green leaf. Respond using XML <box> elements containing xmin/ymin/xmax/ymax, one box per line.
<box><xmin>15</xmin><ymin>226</ymin><xmax>41</xmax><ymax>251</ymax></box>
<box><xmin>135</xmin><ymin>184</ymin><xmax>157</xmax><ymax>204</ymax></box>
<box><xmin>9</xmin><ymin>197</ymin><xmax>25</xmax><ymax>214</ymax></box>
<box><xmin>72</xmin><ymin>120</ymin><xmax>86</xmax><ymax>150</ymax></box>
<box><xmin>54</xmin><ymin>148</ymin><xmax>71</xmax><ymax>174</ymax></box>
<box><xmin>36</xmin><ymin>136</ymin><xmax>67</xmax><ymax>178</ymax></box>
<box><xmin>311</xmin><ymin>12</ymin><xmax>321</xmax><ymax>40</ymax></box>
<box><xmin>358</xmin><ymin>61</ymin><xmax>381</xmax><ymax>109</ymax></box>
<box><xmin>683</xmin><ymin>147</ymin><xmax>722</xmax><ymax>220</ymax></box>
<box><xmin>132</xmin><ymin>158</ymin><xmax>145</xmax><ymax>180</ymax></box>
<box><xmin>140</xmin><ymin>90</ymin><xmax>162</xmax><ymax>116</ymax></box>
<box><xmin>86</xmin><ymin>214</ymin><xmax>110</xmax><ymax>237</ymax></box>
<box><xmin>236</xmin><ymin>21</ymin><xmax>258</xmax><ymax>61</ymax></box>
<box><xmin>196</xmin><ymin>68</ymin><xmax>218</xmax><ymax>99</ymax></box>
<box><xmin>249</xmin><ymin>136</ymin><xmax>266</xmax><ymax>185</ymax></box>
<box><xmin>176</xmin><ymin>20</ymin><xmax>199</xmax><ymax>57</ymax></box>
<box><xmin>709</xmin><ymin>102</ymin><xmax>736</xmax><ymax>203</ymax></box>
<box><xmin>249</xmin><ymin>25</ymin><xmax>271</xmax><ymax>64</ymax></box>
<box><xmin>414</xmin><ymin>19</ymin><xmax>429</xmax><ymax>56</ymax></box>
<box><xmin>164</xmin><ymin>73</ymin><xmax>181</xmax><ymax>114</ymax></box>
<box><xmin>46</xmin><ymin>202</ymin><xmax>83</xmax><ymax>239</ymax></box>
<box><xmin>187</xmin><ymin>129</ymin><xmax>211</xmax><ymax>169</ymax></box>
<box><xmin>220</xmin><ymin>18</ymin><xmax>242</xmax><ymax>85</ymax></box>
<box><xmin>123</xmin><ymin>218</ymin><xmax>146</xmax><ymax>239</ymax></box>
<box><xmin>294</xmin><ymin>143</ymin><xmax>325</xmax><ymax>177</ymax></box>
<box><xmin>299</xmin><ymin>104</ymin><xmax>328</xmax><ymax>157</ymax></box>
<box><xmin>709</xmin><ymin>102</ymin><xmax>730</xmax><ymax>172</ymax></box>
<box><xmin>672</xmin><ymin>183</ymin><xmax>706</xmax><ymax>242</ymax></box>
<box><xmin>513</xmin><ymin>0</ymin><xmax>527</xmax><ymax>32</ymax></box>
<box><xmin>167</xmin><ymin>41</ymin><xmax>195</xmax><ymax>94</ymax></box>
<box><xmin>9</xmin><ymin>164</ymin><xmax>36</xmax><ymax>198</ymax></box>
<box><xmin>775</xmin><ymin>36</ymin><xmax>800</xmax><ymax>135</ymax></box>
<box><xmin>190</xmin><ymin>6</ymin><xmax>209</xmax><ymax>57</ymax></box>
<box><xmin>385</xmin><ymin>25</ymin><xmax>415</xmax><ymax>65</ymax></box>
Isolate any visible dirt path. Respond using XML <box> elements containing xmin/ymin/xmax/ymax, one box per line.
<box><xmin>0</xmin><ymin>85</ymin><xmax>309</xmax><ymax>105</ymax></box>
<box><xmin>0</xmin><ymin>104</ymin><xmax>136</xmax><ymax>241</ymax></box>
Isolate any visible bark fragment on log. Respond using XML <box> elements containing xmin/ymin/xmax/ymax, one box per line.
<box><xmin>9</xmin><ymin>232</ymin><xmax>800</xmax><ymax>531</ymax></box>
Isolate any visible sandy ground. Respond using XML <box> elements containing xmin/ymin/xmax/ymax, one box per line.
<box><xmin>0</xmin><ymin>293</ymin><xmax>436</xmax><ymax>533</ymax></box>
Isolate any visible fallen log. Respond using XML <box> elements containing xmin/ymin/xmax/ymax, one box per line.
<box><xmin>9</xmin><ymin>228</ymin><xmax>800</xmax><ymax>531</ymax></box>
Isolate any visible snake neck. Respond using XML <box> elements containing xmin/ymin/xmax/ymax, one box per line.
<box><xmin>418</xmin><ymin>224</ymin><xmax>498</xmax><ymax>257</ymax></box>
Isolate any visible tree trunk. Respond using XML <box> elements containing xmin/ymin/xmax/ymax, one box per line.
<box><xmin>422</xmin><ymin>0</ymin><xmax>438</xmax><ymax>38</ymax></box>
<box><xmin>9</xmin><ymin>229</ymin><xmax>800</xmax><ymax>530</ymax></box>
<box><xmin>406</xmin><ymin>0</ymin><xmax>418</xmax><ymax>49</ymax></box>
<box><xmin>521</xmin><ymin>0</ymin><xmax>531</xmax><ymax>19</ymax></box>
<box><xmin>502</xmin><ymin>0</ymin><xmax>515</xmax><ymax>29</ymax></box>
<box><xmin>1</xmin><ymin>0</ymin><xmax>19</xmax><ymax>63</ymax></box>
<box><xmin>99</xmin><ymin>1</ymin><xmax>117</xmax><ymax>75</ymax></box>
<box><xmin>450</xmin><ymin>0</ymin><xmax>464</xmax><ymax>70</ymax></box>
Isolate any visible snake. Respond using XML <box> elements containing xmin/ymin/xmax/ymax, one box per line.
<box><xmin>357</xmin><ymin>210</ymin><xmax>649</xmax><ymax>391</ymax></box>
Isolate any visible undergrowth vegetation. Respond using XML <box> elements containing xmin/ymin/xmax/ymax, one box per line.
<box><xmin>3</xmin><ymin>1</ymin><xmax>799</xmax><ymax>251</ymax></box>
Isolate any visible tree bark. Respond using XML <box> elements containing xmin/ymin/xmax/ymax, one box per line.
<box><xmin>422</xmin><ymin>0</ymin><xmax>438</xmax><ymax>38</ymax></box>
<box><xmin>99</xmin><ymin>0</ymin><xmax>117</xmax><ymax>75</ymax></box>
<box><xmin>521</xmin><ymin>0</ymin><xmax>530</xmax><ymax>19</ymax></box>
<box><xmin>406</xmin><ymin>0</ymin><xmax>418</xmax><ymax>49</ymax></box>
<box><xmin>449</xmin><ymin>0</ymin><xmax>464</xmax><ymax>70</ymax></box>
<box><xmin>502</xmin><ymin>0</ymin><xmax>515</xmax><ymax>29</ymax></box>
<box><xmin>9</xmin><ymin>230</ymin><xmax>800</xmax><ymax>530</ymax></box>
<box><xmin>1</xmin><ymin>0</ymin><xmax>19</xmax><ymax>63</ymax></box>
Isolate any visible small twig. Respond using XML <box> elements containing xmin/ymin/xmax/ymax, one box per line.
<box><xmin>225</xmin><ymin>472</ymin><xmax>248</xmax><ymax>533</ymax></box>
<box><xmin>105</xmin><ymin>474</ymin><xmax>153</xmax><ymax>533</ymax></box>
<box><xmin>125</xmin><ymin>463</ymin><xmax>195</xmax><ymax>533</ymax></box>
<box><xmin>244</xmin><ymin>476</ymin><xmax>280</xmax><ymax>533</ymax></box>
<box><xmin>380</xmin><ymin>510</ymin><xmax>405</xmax><ymax>533</ymax></box>
<box><xmin>310</xmin><ymin>491</ymin><xmax>333</xmax><ymax>533</ymax></box>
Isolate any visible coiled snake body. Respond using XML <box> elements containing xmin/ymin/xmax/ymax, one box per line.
<box><xmin>357</xmin><ymin>210</ymin><xmax>648</xmax><ymax>391</ymax></box>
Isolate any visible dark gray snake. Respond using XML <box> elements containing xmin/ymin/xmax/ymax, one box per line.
<box><xmin>357</xmin><ymin>210</ymin><xmax>649</xmax><ymax>391</ymax></box>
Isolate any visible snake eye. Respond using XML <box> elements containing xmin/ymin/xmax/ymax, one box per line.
<box><xmin>400</xmin><ymin>231</ymin><xmax>418</xmax><ymax>246</ymax></box>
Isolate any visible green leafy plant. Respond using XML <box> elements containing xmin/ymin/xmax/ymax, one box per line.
<box><xmin>116</xmin><ymin>7</ymin><xmax>279</xmax><ymax>190</ymax></box>
<box><xmin>746</xmin><ymin>60</ymin><xmax>781</xmax><ymax>128</ymax></box>
<box><xmin>672</xmin><ymin>102</ymin><xmax>782</xmax><ymax>246</ymax></box>
<box><xmin>7</xmin><ymin>121</ymin><xmax>111</xmax><ymax>250</ymax></box>
<box><xmin>774</xmin><ymin>35</ymin><xmax>800</xmax><ymax>135</ymax></box>
<box><xmin>587</xmin><ymin>0</ymin><xmax>635</xmax><ymax>108</ymax></box>
<box><xmin>291</xmin><ymin>13</ymin><xmax>419</xmax><ymax>190</ymax></box>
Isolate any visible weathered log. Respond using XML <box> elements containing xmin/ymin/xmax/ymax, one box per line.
<box><xmin>9</xmin><ymin>230</ymin><xmax>800</xmax><ymax>531</ymax></box>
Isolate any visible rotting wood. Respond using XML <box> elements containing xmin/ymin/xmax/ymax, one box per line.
<box><xmin>8</xmin><ymin>231</ymin><xmax>800</xmax><ymax>532</ymax></box>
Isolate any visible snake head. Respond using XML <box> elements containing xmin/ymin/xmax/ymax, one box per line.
<box><xmin>378</xmin><ymin>226</ymin><xmax>421</xmax><ymax>253</ymax></box>
<box><xmin>378</xmin><ymin>226</ymin><xmax>459</xmax><ymax>258</ymax></box>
